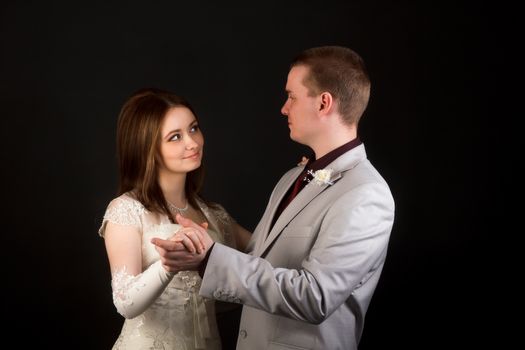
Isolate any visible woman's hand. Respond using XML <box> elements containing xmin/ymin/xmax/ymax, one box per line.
<box><xmin>172</xmin><ymin>226</ymin><xmax>206</xmax><ymax>254</ymax></box>
<box><xmin>151</xmin><ymin>214</ymin><xmax>213</xmax><ymax>273</ymax></box>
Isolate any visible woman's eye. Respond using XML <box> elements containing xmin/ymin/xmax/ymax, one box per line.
<box><xmin>169</xmin><ymin>134</ymin><xmax>181</xmax><ymax>141</ymax></box>
<box><xmin>190</xmin><ymin>124</ymin><xmax>199</xmax><ymax>133</ymax></box>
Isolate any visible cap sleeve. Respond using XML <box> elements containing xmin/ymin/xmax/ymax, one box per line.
<box><xmin>98</xmin><ymin>195</ymin><xmax>145</xmax><ymax>237</ymax></box>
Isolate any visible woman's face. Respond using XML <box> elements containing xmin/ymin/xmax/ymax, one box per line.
<box><xmin>158</xmin><ymin>106</ymin><xmax>204</xmax><ymax>175</ymax></box>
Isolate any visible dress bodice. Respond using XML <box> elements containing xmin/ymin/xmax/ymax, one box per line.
<box><xmin>99</xmin><ymin>193</ymin><xmax>234</xmax><ymax>350</ymax></box>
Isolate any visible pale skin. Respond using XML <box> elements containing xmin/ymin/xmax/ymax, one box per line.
<box><xmin>151</xmin><ymin>64</ymin><xmax>357</xmax><ymax>272</ymax></box>
<box><xmin>104</xmin><ymin>106</ymin><xmax>251</xmax><ymax>277</ymax></box>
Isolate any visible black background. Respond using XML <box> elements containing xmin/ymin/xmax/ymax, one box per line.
<box><xmin>1</xmin><ymin>1</ymin><xmax>487</xmax><ymax>349</ymax></box>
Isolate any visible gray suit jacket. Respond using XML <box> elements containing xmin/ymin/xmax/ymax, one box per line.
<box><xmin>200</xmin><ymin>144</ymin><xmax>395</xmax><ymax>350</ymax></box>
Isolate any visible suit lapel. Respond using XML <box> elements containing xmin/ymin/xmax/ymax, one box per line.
<box><xmin>256</xmin><ymin>144</ymin><xmax>367</xmax><ymax>257</ymax></box>
<box><xmin>252</xmin><ymin>166</ymin><xmax>304</xmax><ymax>255</ymax></box>
<box><xmin>259</xmin><ymin>179</ymin><xmax>335</xmax><ymax>255</ymax></box>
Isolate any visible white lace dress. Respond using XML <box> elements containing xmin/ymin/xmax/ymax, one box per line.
<box><xmin>99</xmin><ymin>193</ymin><xmax>236</xmax><ymax>350</ymax></box>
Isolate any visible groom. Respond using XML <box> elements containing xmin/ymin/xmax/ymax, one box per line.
<box><xmin>152</xmin><ymin>45</ymin><xmax>395</xmax><ymax>350</ymax></box>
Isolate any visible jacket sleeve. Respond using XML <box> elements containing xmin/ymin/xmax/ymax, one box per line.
<box><xmin>199</xmin><ymin>182</ymin><xmax>394</xmax><ymax>324</ymax></box>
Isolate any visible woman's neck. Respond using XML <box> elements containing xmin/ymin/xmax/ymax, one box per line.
<box><xmin>158</xmin><ymin>171</ymin><xmax>187</xmax><ymax>207</ymax></box>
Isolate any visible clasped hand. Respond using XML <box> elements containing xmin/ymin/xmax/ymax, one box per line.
<box><xmin>151</xmin><ymin>213</ymin><xmax>214</xmax><ymax>273</ymax></box>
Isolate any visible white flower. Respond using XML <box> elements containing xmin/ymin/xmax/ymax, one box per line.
<box><xmin>307</xmin><ymin>168</ymin><xmax>334</xmax><ymax>186</ymax></box>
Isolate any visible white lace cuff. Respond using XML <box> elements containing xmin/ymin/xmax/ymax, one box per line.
<box><xmin>111</xmin><ymin>260</ymin><xmax>174</xmax><ymax>319</ymax></box>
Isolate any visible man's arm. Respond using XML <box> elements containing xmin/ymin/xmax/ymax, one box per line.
<box><xmin>200</xmin><ymin>183</ymin><xmax>394</xmax><ymax>324</ymax></box>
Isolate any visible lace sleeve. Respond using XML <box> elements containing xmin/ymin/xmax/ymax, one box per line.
<box><xmin>214</xmin><ymin>203</ymin><xmax>236</xmax><ymax>226</ymax></box>
<box><xmin>208</xmin><ymin>203</ymin><xmax>237</xmax><ymax>248</ymax></box>
<box><xmin>111</xmin><ymin>260</ymin><xmax>174</xmax><ymax>319</ymax></box>
<box><xmin>98</xmin><ymin>196</ymin><xmax>145</xmax><ymax>237</ymax></box>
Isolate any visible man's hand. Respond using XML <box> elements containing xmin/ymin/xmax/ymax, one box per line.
<box><xmin>151</xmin><ymin>214</ymin><xmax>214</xmax><ymax>273</ymax></box>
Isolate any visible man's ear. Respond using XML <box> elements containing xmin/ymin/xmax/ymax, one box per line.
<box><xmin>319</xmin><ymin>92</ymin><xmax>334</xmax><ymax>114</ymax></box>
<box><xmin>319</xmin><ymin>92</ymin><xmax>334</xmax><ymax>112</ymax></box>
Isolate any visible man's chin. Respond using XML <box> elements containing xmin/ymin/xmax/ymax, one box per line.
<box><xmin>289</xmin><ymin>132</ymin><xmax>302</xmax><ymax>143</ymax></box>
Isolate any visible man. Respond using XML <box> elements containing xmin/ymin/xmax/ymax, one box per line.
<box><xmin>153</xmin><ymin>45</ymin><xmax>395</xmax><ymax>350</ymax></box>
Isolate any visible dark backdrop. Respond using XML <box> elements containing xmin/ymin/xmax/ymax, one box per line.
<box><xmin>1</xmin><ymin>1</ymin><xmax>487</xmax><ymax>349</ymax></box>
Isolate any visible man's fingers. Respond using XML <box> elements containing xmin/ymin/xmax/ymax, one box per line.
<box><xmin>151</xmin><ymin>238</ymin><xmax>186</xmax><ymax>251</ymax></box>
<box><xmin>157</xmin><ymin>249</ymin><xmax>207</xmax><ymax>272</ymax></box>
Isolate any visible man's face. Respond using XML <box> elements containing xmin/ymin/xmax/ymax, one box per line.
<box><xmin>281</xmin><ymin>65</ymin><xmax>320</xmax><ymax>146</ymax></box>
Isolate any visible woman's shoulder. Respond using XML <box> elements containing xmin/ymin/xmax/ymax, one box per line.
<box><xmin>107</xmin><ymin>192</ymin><xmax>143</xmax><ymax>208</ymax></box>
<box><xmin>196</xmin><ymin>196</ymin><xmax>221</xmax><ymax>213</ymax></box>
<box><xmin>103</xmin><ymin>192</ymin><xmax>146</xmax><ymax>218</ymax></box>
<box><xmin>99</xmin><ymin>192</ymin><xmax>146</xmax><ymax>236</ymax></box>
<box><xmin>197</xmin><ymin>197</ymin><xmax>234</xmax><ymax>226</ymax></box>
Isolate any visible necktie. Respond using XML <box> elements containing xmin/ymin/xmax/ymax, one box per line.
<box><xmin>284</xmin><ymin>171</ymin><xmax>308</xmax><ymax>208</ymax></box>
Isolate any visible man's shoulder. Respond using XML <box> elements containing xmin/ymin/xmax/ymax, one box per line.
<box><xmin>333</xmin><ymin>160</ymin><xmax>394</xmax><ymax>207</ymax></box>
<box><xmin>340</xmin><ymin>159</ymin><xmax>389</xmax><ymax>187</ymax></box>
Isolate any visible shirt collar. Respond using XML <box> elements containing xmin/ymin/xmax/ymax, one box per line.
<box><xmin>306</xmin><ymin>137</ymin><xmax>362</xmax><ymax>172</ymax></box>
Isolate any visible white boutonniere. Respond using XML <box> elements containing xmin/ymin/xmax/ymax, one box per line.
<box><xmin>307</xmin><ymin>168</ymin><xmax>334</xmax><ymax>186</ymax></box>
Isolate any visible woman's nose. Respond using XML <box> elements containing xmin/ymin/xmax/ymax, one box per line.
<box><xmin>185</xmin><ymin>135</ymin><xmax>198</xmax><ymax>150</ymax></box>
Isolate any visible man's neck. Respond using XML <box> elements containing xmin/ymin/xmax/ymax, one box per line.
<box><xmin>311</xmin><ymin>125</ymin><xmax>357</xmax><ymax>159</ymax></box>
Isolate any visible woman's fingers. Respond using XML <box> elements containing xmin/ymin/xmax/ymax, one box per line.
<box><xmin>174</xmin><ymin>228</ymin><xmax>204</xmax><ymax>254</ymax></box>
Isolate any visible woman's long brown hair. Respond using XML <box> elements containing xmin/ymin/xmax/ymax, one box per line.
<box><xmin>116</xmin><ymin>88</ymin><xmax>205</xmax><ymax>223</ymax></box>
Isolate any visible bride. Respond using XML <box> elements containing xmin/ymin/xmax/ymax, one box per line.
<box><xmin>99</xmin><ymin>88</ymin><xmax>251</xmax><ymax>349</ymax></box>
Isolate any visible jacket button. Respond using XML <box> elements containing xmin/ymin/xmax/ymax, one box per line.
<box><xmin>239</xmin><ymin>329</ymin><xmax>247</xmax><ymax>339</ymax></box>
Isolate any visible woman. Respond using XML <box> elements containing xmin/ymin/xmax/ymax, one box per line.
<box><xmin>99</xmin><ymin>88</ymin><xmax>251</xmax><ymax>349</ymax></box>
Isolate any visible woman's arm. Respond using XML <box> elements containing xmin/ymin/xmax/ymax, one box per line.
<box><xmin>104</xmin><ymin>221</ymin><xmax>174</xmax><ymax>319</ymax></box>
